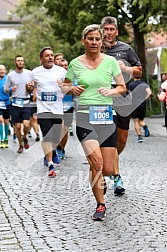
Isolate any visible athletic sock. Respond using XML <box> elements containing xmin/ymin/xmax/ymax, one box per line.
<box><xmin>114</xmin><ymin>174</ymin><xmax>120</xmax><ymax>181</ymax></box>
<box><xmin>143</xmin><ymin>125</ymin><xmax>148</xmax><ymax>130</ymax></box>
<box><xmin>57</xmin><ymin>145</ymin><xmax>62</xmax><ymax>151</ymax></box>
<box><xmin>48</xmin><ymin>161</ymin><xmax>53</xmax><ymax>167</ymax></box>
<box><xmin>97</xmin><ymin>203</ymin><xmax>105</xmax><ymax>207</ymax></box>
<box><xmin>4</xmin><ymin>124</ymin><xmax>9</xmax><ymax>139</ymax></box>
<box><xmin>0</xmin><ymin>123</ymin><xmax>4</xmax><ymax>141</ymax></box>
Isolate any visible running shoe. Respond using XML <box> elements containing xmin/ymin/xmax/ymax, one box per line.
<box><xmin>48</xmin><ymin>164</ymin><xmax>57</xmax><ymax>177</ymax></box>
<box><xmin>0</xmin><ymin>141</ymin><xmax>5</xmax><ymax>148</ymax></box>
<box><xmin>114</xmin><ymin>175</ymin><xmax>125</xmax><ymax>195</ymax></box>
<box><xmin>58</xmin><ymin>149</ymin><xmax>62</xmax><ymax>158</ymax></box>
<box><xmin>35</xmin><ymin>133</ymin><xmax>40</xmax><ymax>142</ymax></box>
<box><xmin>23</xmin><ymin>138</ymin><xmax>29</xmax><ymax>149</ymax></box>
<box><xmin>109</xmin><ymin>175</ymin><xmax>114</xmax><ymax>180</ymax></box>
<box><xmin>4</xmin><ymin>139</ymin><xmax>9</xmax><ymax>148</ymax></box>
<box><xmin>92</xmin><ymin>204</ymin><xmax>106</xmax><ymax>221</ymax></box>
<box><xmin>59</xmin><ymin>149</ymin><xmax>66</xmax><ymax>160</ymax></box>
<box><xmin>144</xmin><ymin>125</ymin><xmax>150</xmax><ymax>137</ymax></box>
<box><xmin>138</xmin><ymin>135</ymin><xmax>143</xmax><ymax>143</ymax></box>
<box><xmin>44</xmin><ymin>151</ymin><xmax>61</xmax><ymax>166</ymax></box>
<box><xmin>13</xmin><ymin>133</ymin><xmax>17</xmax><ymax>142</ymax></box>
<box><xmin>57</xmin><ymin>146</ymin><xmax>62</xmax><ymax>156</ymax></box>
<box><xmin>52</xmin><ymin>150</ymin><xmax>61</xmax><ymax>164</ymax></box>
<box><xmin>17</xmin><ymin>145</ymin><xmax>23</xmax><ymax>153</ymax></box>
<box><xmin>28</xmin><ymin>131</ymin><xmax>32</xmax><ymax>138</ymax></box>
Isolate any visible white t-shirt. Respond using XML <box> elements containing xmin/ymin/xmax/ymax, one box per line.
<box><xmin>5</xmin><ymin>69</ymin><xmax>31</xmax><ymax>99</ymax></box>
<box><xmin>31</xmin><ymin>65</ymin><xmax>66</xmax><ymax>115</ymax></box>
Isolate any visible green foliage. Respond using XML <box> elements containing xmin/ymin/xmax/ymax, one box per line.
<box><xmin>107</xmin><ymin>0</ymin><xmax>167</xmax><ymax>73</ymax></box>
<box><xmin>25</xmin><ymin>0</ymin><xmax>167</xmax><ymax>68</ymax></box>
<box><xmin>148</xmin><ymin>77</ymin><xmax>161</xmax><ymax>115</ymax></box>
<box><xmin>0</xmin><ymin>2</ymin><xmax>72</xmax><ymax>70</ymax></box>
<box><xmin>24</xmin><ymin>0</ymin><xmax>131</xmax><ymax>61</ymax></box>
<box><xmin>44</xmin><ymin>0</ymin><xmax>110</xmax><ymax>45</ymax></box>
<box><xmin>0</xmin><ymin>39</ymin><xmax>17</xmax><ymax>71</ymax></box>
<box><xmin>161</xmin><ymin>49</ymin><xmax>167</xmax><ymax>74</ymax></box>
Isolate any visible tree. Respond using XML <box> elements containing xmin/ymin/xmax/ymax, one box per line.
<box><xmin>25</xmin><ymin>0</ymin><xmax>117</xmax><ymax>59</ymax></box>
<box><xmin>1</xmin><ymin>0</ymin><xmax>167</xmax><ymax>73</ymax></box>
<box><xmin>25</xmin><ymin>0</ymin><xmax>167</xmax><ymax>74</ymax></box>
<box><xmin>0</xmin><ymin>39</ymin><xmax>18</xmax><ymax>71</ymax></box>
<box><xmin>107</xmin><ymin>0</ymin><xmax>167</xmax><ymax>73</ymax></box>
<box><xmin>0</xmin><ymin>1</ymin><xmax>71</xmax><ymax>70</ymax></box>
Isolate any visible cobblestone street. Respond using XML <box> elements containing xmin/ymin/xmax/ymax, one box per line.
<box><xmin>0</xmin><ymin>117</ymin><xmax>167</xmax><ymax>252</ymax></box>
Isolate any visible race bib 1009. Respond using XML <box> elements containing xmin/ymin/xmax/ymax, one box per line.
<box><xmin>89</xmin><ymin>105</ymin><xmax>113</xmax><ymax>124</ymax></box>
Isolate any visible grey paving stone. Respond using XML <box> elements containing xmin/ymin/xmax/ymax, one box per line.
<box><xmin>0</xmin><ymin>118</ymin><xmax>167</xmax><ymax>251</ymax></box>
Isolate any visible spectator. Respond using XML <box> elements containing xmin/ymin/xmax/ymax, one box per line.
<box><xmin>157</xmin><ymin>73</ymin><xmax>167</xmax><ymax>129</ymax></box>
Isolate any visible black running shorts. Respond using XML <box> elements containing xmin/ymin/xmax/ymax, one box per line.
<box><xmin>37</xmin><ymin>112</ymin><xmax>63</xmax><ymax>143</ymax></box>
<box><xmin>10</xmin><ymin>106</ymin><xmax>31</xmax><ymax>124</ymax></box>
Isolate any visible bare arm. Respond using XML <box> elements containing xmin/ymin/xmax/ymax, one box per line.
<box><xmin>118</xmin><ymin>61</ymin><xmax>142</xmax><ymax>77</ymax></box>
<box><xmin>4</xmin><ymin>85</ymin><xmax>17</xmax><ymax>93</ymax></box>
<box><xmin>145</xmin><ymin>87</ymin><xmax>152</xmax><ymax>99</ymax></box>
<box><xmin>157</xmin><ymin>89</ymin><xmax>166</xmax><ymax>102</ymax></box>
<box><xmin>98</xmin><ymin>73</ymin><xmax>126</xmax><ymax>97</ymax></box>
<box><xmin>32</xmin><ymin>88</ymin><xmax>37</xmax><ymax>102</ymax></box>
<box><xmin>58</xmin><ymin>78</ymin><xmax>85</xmax><ymax>96</ymax></box>
<box><xmin>26</xmin><ymin>81</ymin><xmax>36</xmax><ymax>94</ymax></box>
<box><xmin>58</xmin><ymin>78</ymin><xmax>72</xmax><ymax>94</ymax></box>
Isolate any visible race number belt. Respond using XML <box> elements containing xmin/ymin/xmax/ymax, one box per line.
<box><xmin>0</xmin><ymin>101</ymin><xmax>6</xmax><ymax>109</ymax></box>
<box><xmin>63</xmin><ymin>101</ymin><xmax>73</xmax><ymax>112</ymax></box>
<box><xmin>12</xmin><ymin>98</ymin><xmax>29</xmax><ymax>107</ymax></box>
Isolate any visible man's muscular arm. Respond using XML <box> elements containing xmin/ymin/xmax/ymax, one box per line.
<box><xmin>118</xmin><ymin>61</ymin><xmax>142</xmax><ymax>78</ymax></box>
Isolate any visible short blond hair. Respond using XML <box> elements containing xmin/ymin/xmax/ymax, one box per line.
<box><xmin>82</xmin><ymin>24</ymin><xmax>103</xmax><ymax>39</ymax></box>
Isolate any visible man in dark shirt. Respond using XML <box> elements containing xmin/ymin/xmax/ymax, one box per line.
<box><xmin>101</xmin><ymin>16</ymin><xmax>142</xmax><ymax>195</ymax></box>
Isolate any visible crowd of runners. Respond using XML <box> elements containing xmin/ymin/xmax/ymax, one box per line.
<box><xmin>1</xmin><ymin>16</ymin><xmax>162</xmax><ymax>221</ymax></box>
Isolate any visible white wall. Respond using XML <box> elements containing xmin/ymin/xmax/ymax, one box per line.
<box><xmin>0</xmin><ymin>25</ymin><xmax>21</xmax><ymax>41</ymax></box>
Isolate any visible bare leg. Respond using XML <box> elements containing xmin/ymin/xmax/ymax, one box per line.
<box><xmin>139</xmin><ymin>119</ymin><xmax>146</xmax><ymax>128</ymax></box>
<box><xmin>133</xmin><ymin>118</ymin><xmax>141</xmax><ymax>136</ymax></box>
<box><xmin>23</xmin><ymin>120</ymin><xmax>30</xmax><ymax>139</ymax></box>
<box><xmin>15</xmin><ymin>123</ymin><xmax>22</xmax><ymax>147</ymax></box>
<box><xmin>30</xmin><ymin>116</ymin><xmax>39</xmax><ymax>135</ymax></box>
<box><xmin>117</xmin><ymin>127</ymin><xmax>129</xmax><ymax>155</ymax></box>
<box><xmin>82</xmin><ymin>140</ymin><xmax>104</xmax><ymax>204</ymax></box>
<box><xmin>59</xmin><ymin>125</ymin><xmax>69</xmax><ymax>150</ymax></box>
<box><xmin>42</xmin><ymin>141</ymin><xmax>53</xmax><ymax>162</ymax></box>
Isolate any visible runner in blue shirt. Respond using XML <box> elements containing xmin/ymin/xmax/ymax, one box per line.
<box><xmin>0</xmin><ymin>65</ymin><xmax>10</xmax><ymax>148</ymax></box>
